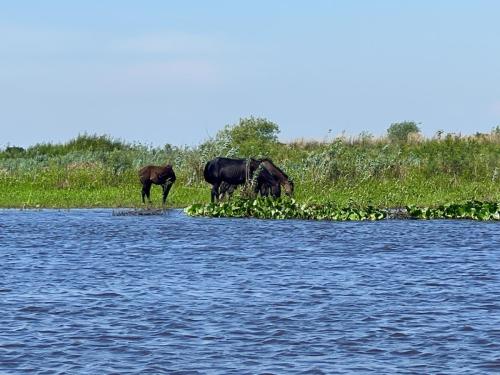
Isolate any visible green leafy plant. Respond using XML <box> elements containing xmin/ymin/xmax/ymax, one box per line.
<box><xmin>215</xmin><ymin>116</ymin><xmax>280</xmax><ymax>157</ymax></box>
<box><xmin>387</xmin><ymin>121</ymin><xmax>421</xmax><ymax>143</ymax></box>
<box><xmin>406</xmin><ymin>201</ymin><xmax>500</xmax><ymax>220</ymax></box>
<box><xmin>185</xmin><ymin>197</ymin><xmax>387</xmax><ymax>221</ymax></box>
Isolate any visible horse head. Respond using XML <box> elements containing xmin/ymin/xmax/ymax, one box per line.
<box><xmin>284</xmin><ymin>179</ymin><xmax>294</xmax><ymax>196</ymax></box>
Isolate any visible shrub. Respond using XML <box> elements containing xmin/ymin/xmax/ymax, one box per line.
<box><xmin>387</xmin><ymin>121</ymin><xmax>421</xmax><ymax>143</ymax></box>
<box><xmin>216</xmin><ymin>116</ymin><xmax>280</xmax><ymax>157</ymax></box>
<box><xmin>25</xmin><ymin>133</ymin><xmax>130</xmax><ymax>157</ymax></box>
<box><xmin>2</xmin><ymin>146</ymin><xmax>25</xmax><ymax>158</ymax></box>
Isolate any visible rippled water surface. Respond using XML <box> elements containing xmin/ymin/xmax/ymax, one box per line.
<box><xmin>1</xmin><ymin>209</ymin><xmax>499</xmax><ymax>374</ymax></box>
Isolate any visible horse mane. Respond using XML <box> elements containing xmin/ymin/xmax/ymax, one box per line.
<box><xmin>259</xmin><ymin>158</ymin><xmax>289</xmax><ymax>179</ymax></box>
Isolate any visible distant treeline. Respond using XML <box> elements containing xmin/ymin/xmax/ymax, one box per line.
<box><xmin>1</xmin><ymin>117</ymin><xmax>499</xmax><ymax>208</ymax></box>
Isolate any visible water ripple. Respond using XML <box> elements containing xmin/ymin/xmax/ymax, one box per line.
<box><xmin>0</xmin><ymin>209</ymin><xmax>499</xmax><ymax>373</ymax></box>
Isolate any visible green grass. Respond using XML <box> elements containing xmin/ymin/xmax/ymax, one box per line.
<box><xmin>1</xmin><ymin>172</ymin><xmax>498</xmax><ymax>209</ymax></box>
<box><xmin>0</xmin><ymin>174</ymin><xmax>208</xmax><ymax>209</ymax></box>
<box><xmin>1</xmin><ymin>132</ymin><xmax>499</xmax><ymax>209</ymax></box>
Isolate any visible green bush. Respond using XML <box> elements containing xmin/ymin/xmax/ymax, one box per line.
<box><xmin>215</xmin><ymin>116</ymin><xmax>280</xmax><ymax>157</ymax></box>
<box><xmin>387</xmin><ymin>121</ymin><xmax>421</xmax><ymax>143</ymax></box>
<box><xmin>23</xmin><ymin>133</ymin><xmax>130</xmax><ymax>157</ymax></box>
<box><xmin>3</xmin><ymin>146</ymin><xmax>25</xmax><ymax>158</ymax></box>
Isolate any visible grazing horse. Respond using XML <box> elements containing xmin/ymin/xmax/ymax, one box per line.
<box><xmin>259</xmin><ymin>159</ymin><xmax>294</xmax><ymax>198</ymax></box>
<box><xmin>204</xmin><ymin>157</ymin><xmax>267</xmax><ymax>202</ymax></box>
<box><xmin>215</xmin><ymin>159</ymin><xmax>293</xmax><ymax>200</ymax></box>
<box><xmin>138</xmin><ymin>164</ymin><xmax>176</xmax><ymax>205</ymax></box>
<box><xmin>218</xmin><ymin>164</ymin><xmax>278</xmax><ymax>200</ymax></box>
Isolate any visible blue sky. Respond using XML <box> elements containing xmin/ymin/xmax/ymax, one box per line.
<box><xmin>1</xmin><ymin>1</ymin><xmax>499</xmax><ymax>147</ymax></box>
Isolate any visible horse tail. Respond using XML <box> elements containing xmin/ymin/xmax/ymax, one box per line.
<box><xmin>203</xmin><ymin>161</ymin><xmax>211</xmax><ymax>181</ymax></box>
<box><xmin>245</xmin><ymin>158</ymin><xmax>250</xmax><ymax>183</ymax></box>
<box><xmin>204</xmin><ymin>158</ymin><xmax>219</xmax><ymax>183</ymax></box>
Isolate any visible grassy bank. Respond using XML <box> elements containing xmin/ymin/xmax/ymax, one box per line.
<box><xmin>1</xmin><ymin>125</ymin><xmax>499</xmax><ymax>209</ymax></box>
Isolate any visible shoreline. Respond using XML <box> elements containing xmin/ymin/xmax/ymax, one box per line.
<box><xmin>0</xmin><ymin>206</ymin><xmax>416</xmax><ymax>220</ymax></box>
<box><xmin>3</xmin><ymin>204</ymin><xmax>499</xmax><ymax>221</ymax></box>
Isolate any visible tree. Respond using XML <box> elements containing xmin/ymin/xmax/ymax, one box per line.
<box><xmin>4</xmin><ymin>146</ymin><xmax>25</xmax><ymax>157</ymax></box>
<box><xmin>387</xmin><ymin>121</ymin><xmax>421</xmax><ymax>143</ymax></box>
<box><xmin>216</xmin><ymin>116</ymin><xmax>280</xmax><ymax>157</ymax></box>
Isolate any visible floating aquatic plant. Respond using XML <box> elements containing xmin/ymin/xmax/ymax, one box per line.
<box><xmin>406</xmin><ymin>201</ymin><xmax>500</xmax><ymax>221</ymax></box>
<box><xmin>185</xmin><ymin>197</ymin><xmax>387</xmax><ymax>221</ymax></box>
<box><xmin>187</xmin><ymin>199</ymin><xmax>500</xmax><ymax>221</ymax></box>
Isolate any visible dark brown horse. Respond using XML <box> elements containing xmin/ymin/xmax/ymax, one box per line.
<box><xmin>138</xmin><ymin>164</ymin><xmax>176</xmax><ymax>205</ymax></box>
<box><xmin>258</xmin><ymin>159</ymin><xmax>294</xmax><ymax>198</ymax></box>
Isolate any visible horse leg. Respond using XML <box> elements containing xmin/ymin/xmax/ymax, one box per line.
<box><xmin>219</xmin><ymin>182</ymin><xmax>235</xmax><ymax>200</ymax></box>
<box><xmin>273</xmin><ymin>184</ymin><xmax>281</xmax><ymax>198</ymax></box>
<box><xmin>142</xmin><ymin>181</ymin><xmax>152</xmax><ymax>204</ymax></box>
<box><xmin>258</xmin><ymin>183</ymin><xmax>266</xmax><ymax>197</ymax></box>
<box><xmin>218</xmin><ymin>182</ymin><xmax>227</xmax><ymax>200</ymax></box>
<box><xmin>226</xmin><ymin>184</ymin><xmax>236</xmax><ymax>198</ymax></box>
<box><xmin>256</xmin><ymin>180</ymin><xmax>269</xmax><ymax>197</ymax></box>
<box><xmin>162</xmin><ymin>182</ymin><xmax>173</xmax><ymax>206</ymax></box>
<box><xmin>141</xmin><ymin>182</ymin><xmax>150</xmax><ymax>204</ymax></box>
<box><xmin>211</xmin><ymin>183</ymin><xmax>220</xmax><ymax>203</ymax></box>
<box><xmin>141</xmin><ymin>183</ymin><xmax>146</xmax><ymax>203</ymax></box>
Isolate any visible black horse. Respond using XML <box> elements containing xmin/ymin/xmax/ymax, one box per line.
<box><xmin>206</xmin><ymin>157</ymin><xmax>293</xmax><ymax>201</ymax></box>
<box><xmin>204</xmin><ymin>157</ymin><xmax>274</xmax><ymax>202</ymax></box>
<box><xmin>218</xmin><ymin>169</ymin><xmax>278</xmax><ymax>199</ymax></box>
<box><xmin>138</xmin><ymin>164</ymin><xmax>176</xmax><ymax>205</ymax></box>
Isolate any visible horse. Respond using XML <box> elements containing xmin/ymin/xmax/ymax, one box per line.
<box><xmin>217</xmin><ymin>165</ymin><xmax>278</xmax><ymax>200</ymax></box>
<box><xmin>204</xmin><ymin>157</ymin><xmax>270</xmax><ymax>202</ymax></box>
<box><xmin>259</xmin><ymin>158</ymin><xmax>294</xmax><ymax>197</ymax></box>
<box><xmin>138</xmin><ymin>164</ymin><xmax>176</xmax><ymax>205</ymax></box>
<box><xmin>215</xmin><ymin>159</ymin><xmax>293</xmax><ymax>200</ymax></box>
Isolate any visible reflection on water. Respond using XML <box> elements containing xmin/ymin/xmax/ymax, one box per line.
<box><xmin>1</xmin><ymin>209</ymin><xmax>499</xmax><ymax>373</ymax></box>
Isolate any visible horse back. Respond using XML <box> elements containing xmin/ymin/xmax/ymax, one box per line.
<box><xmin>138</xmin><ymin>165</ymin><xmax>153</xmax><ymax>183</ymax></box>
<box><xmin>204</xmin><ymin>157</ymin><xmax>257</xmax><ymax>185</ymax></box>
<box><xmin>139</xmin><ymin>164</ymin><xmax>175</xmax><ymax>184</ymax></box>
<box><xmin>261</xmin><ymin>159</ymin><xmax>288</xmax><ymax>181</ymax></box>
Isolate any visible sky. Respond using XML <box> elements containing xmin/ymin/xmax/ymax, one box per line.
<box><xmin>1</xmin><ymin>0</ymin><xmax>499</xmax><ymax>148</ymax></box>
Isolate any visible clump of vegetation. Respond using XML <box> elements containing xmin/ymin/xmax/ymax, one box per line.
<box><xmin>0</xmin><ymin>134</ymin><xmax>130</xmax><ymax>160</ymax></box>
<box><xmin>407</xmin><ymin>201</ymin><xmax>500</xmax><ymax>220</ymax></box>
<box><xmin>211</xmin><ymin>116</ymin><xmax>280</xmax><ymax>157</ymax></box>
<box><xmin>387</xmin><ymin>121</ymin><xmax>421</xmax><ymax>143</ymax></box>
<box><xmin>185</xmin><ymin>197</ymin><xmax>387</xmax><ymax>220</ymax></box>
<box><xmin>186</xmin><ymin>199</ymin><xmax>500</xmax><ymax>221</ymax></box>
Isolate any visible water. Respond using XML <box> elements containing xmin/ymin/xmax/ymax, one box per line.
<box><xmin>1</xmin><ymin>209</ymin><xmax>499</xmax><ymax>374</ymax></box>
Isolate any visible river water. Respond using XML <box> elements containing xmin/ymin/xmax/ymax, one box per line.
<box><xmin>0</xmin><ymin>209</ymin><xmax>499</xmax><ymax>374</ymax></box>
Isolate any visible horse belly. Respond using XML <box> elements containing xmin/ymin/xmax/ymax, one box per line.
<box><xmin>221</xmin><ymin>172</ymin><xmax>245</xmax><ymax>185</ymax></box>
